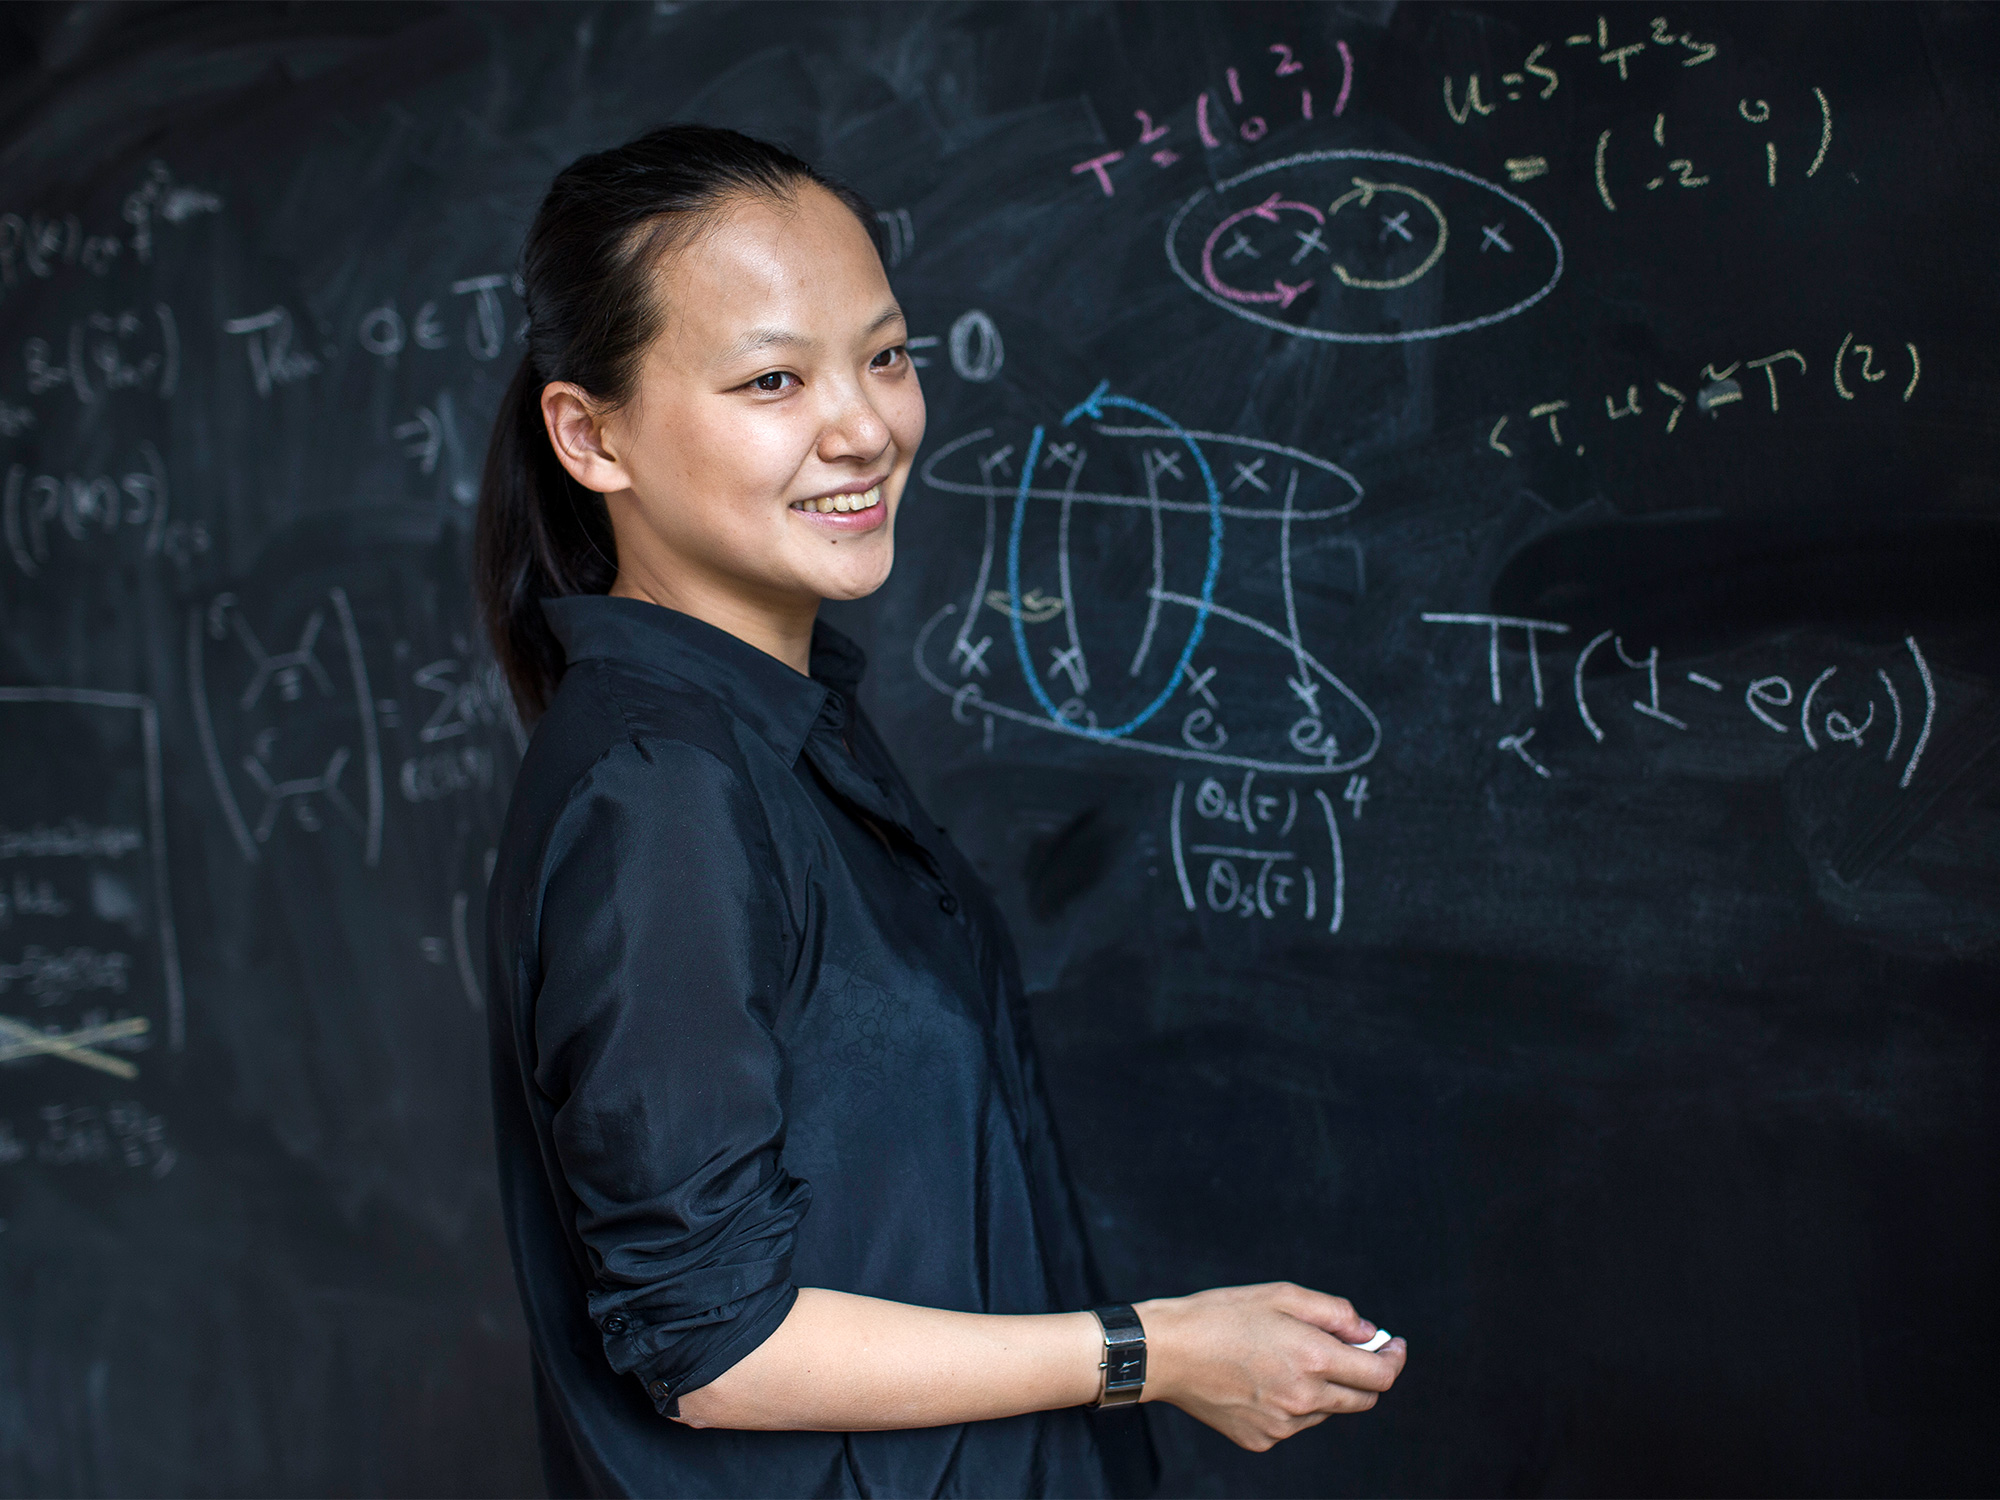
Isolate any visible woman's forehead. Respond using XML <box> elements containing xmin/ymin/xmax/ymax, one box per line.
<box><xmin>657</xmin><ymin>194</ymin><xmax>892</xmax><ymax>360</ymax></box>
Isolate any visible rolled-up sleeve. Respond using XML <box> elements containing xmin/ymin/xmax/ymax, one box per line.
<box><xmin>532</xmin><ymin>736</ymin><xmax>809</xmax><ymax>1412</ymax></box>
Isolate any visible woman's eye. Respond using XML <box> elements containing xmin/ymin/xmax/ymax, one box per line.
<box><xmin>750</xmin><ymin>371</ymin><xmax>796</xmax><ymax>393</ymax></box>
<box><xmin>871</xmin><ymin>345</ymin><xmax>906</xmax><ymax>370</ymax></box>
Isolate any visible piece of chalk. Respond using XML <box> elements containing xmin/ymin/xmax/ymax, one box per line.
<box><xmin>1348</xmin><ymin>1329</ymin><xmax>1393</xmax><ymax>1353</ymax></box>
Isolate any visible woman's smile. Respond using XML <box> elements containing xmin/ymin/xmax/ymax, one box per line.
<box><xmin>789</xmin><ymin>479</ymin><xmax>886</xmax><ymax>530</ymax></box>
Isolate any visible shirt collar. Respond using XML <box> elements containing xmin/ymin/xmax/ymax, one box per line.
<box><xmin>542</xmin><ymin>594</ymin><xmax>868</xmax><ymax>767</ymax></box>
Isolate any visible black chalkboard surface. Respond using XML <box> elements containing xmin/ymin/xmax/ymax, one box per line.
<box><xmin>2</xmin><ymin>4</ymin><xmax>1995</xmax><ymax>1495</ymax></box>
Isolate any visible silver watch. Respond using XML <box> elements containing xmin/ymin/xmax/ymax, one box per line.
<box><xmin>1089</xmin><ymin>1303</ymin><xmax>1147</xmax><ymax>1406</ymax></box>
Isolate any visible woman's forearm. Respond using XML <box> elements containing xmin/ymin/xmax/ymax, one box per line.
<box><xmin>673</xmin><ymin>1288</ymin><xmax>1105</xmax><ymax>1430</ymax></box>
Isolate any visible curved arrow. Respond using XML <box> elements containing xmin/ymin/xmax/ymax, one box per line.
<box><xmin>1325</xmin><ymin>177</ymin><xmax>1449</xmax><ymax>290</ymax></box>
<box><xmin>1200</xmin><ymin>192</ymin><xmax>1324</xmax><ymax>309</ymax></box>
<box><xmin>1006</xmin><ymin>381</ymin><xmax>1225</xmax><ymax>741</ymax></box>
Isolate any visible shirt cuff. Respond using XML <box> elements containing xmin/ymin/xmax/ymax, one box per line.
<box><xmin>634</xmin><ymin>1282</ymin><xmax>799</xmax><ymax>1417</ymax></box>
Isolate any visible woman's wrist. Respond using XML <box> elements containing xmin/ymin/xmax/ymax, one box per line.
<box><xmin>1129</xmin><ymin>1295</ymin><xmax>1187</xmax><ymax>1406</ymax></box>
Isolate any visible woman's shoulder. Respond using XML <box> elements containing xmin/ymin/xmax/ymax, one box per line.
<box><xmin>497</xmin><ymin>658</ymin><xmax>774</xmax><ymax>891</ymax></box>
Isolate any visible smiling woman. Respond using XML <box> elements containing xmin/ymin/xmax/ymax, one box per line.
<box><xmin>475</xmin><ymin>124</ymin><xmax>1403</xmax><ymax>1500</ymax></box>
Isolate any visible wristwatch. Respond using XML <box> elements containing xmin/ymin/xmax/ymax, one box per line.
<box><xmin>1089</xmin><ymin>1303</ymin><xmax>1147</xmax><ymax>1406</ymax></box>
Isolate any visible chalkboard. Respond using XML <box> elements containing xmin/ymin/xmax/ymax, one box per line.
<box><xmin>2</xmin><ymin>3</ymin><xmax>1995</xmax><ymax>1495</ymax></box>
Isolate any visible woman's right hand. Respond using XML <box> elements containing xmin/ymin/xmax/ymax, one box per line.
<box><xmin>1134</xmin><ymin>1283</ymin><xmax>1407</xmax><ymax>1451</ymax></box>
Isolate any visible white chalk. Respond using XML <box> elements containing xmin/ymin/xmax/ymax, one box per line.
<box><xmin>1348</xmin><ymin>1329</ymin><xmax>1393</xmax><ymax>1353</ymax></box>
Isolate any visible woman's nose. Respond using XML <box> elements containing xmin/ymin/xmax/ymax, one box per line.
<box><xmin>817</xmin><ymin>383</ymin><xmax>892</xmax><ymax>463</ymax></box>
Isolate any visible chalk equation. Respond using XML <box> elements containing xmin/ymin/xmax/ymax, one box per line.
<box><xmin>0</xmin><ymin>1098</ymin><xmax>175</xmax><ymax>1177</ymax></box>
<box><xmin>1420</xmin><ymin>613</ymin><xmax>1936</xmax><ymax>789</ymax></box>
<box><xmin>0</xmin><ymin>160</ymin><xmax>220</xmax><ymax>300</ymax></box>
<box><xmin>1071</xmin><ymin>33</ymin><xmax>1353</xmax><ymax>198</ymax></box>
<box><xmin>358</xmin><ymin>270</ymin><xmax>522</xmax><ymax>369</ymax></box>
<box><xmin>3</xmin><ymin>441</ymin><xmax>208</xmax><ymax>576</ymax></box>
<box><xmin>1487</xmin><ymin>330</ymin><xmax>1919</xmax><ymax>461</ymax></box>
<box><xmin>0</xmin><ymin>688</ymin><xmax>184</xmax><ymax>1085</ymax></box>
<box><xmin>914</xmin><ymin>382</ymin><xmax>1379</xmax><ymax>775</ymax></box>
<box><xmin>1166</xmin><ymin>151</ymin><xmax>1562</xmax><ymax>343</ymax></box>
<box><xmin>20</xmin><ymin>301</ymin><xmax>180</xmax><ymax>406</ymax></box>
<box><xmin>1442</xmin><ymin>12</ymin><xmax>1724</xmax><ymax>131</ymax></box>
<box><xmin>1166</xmin><ymin>774</ymin><xmax>1354</xmax><ymax>934</ymax></box>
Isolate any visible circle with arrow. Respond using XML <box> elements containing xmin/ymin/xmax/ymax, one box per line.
<box><xmin>1168</xmin><ymin>149</ymin><xmax>1563</xmax><ymax>343</ymax></box>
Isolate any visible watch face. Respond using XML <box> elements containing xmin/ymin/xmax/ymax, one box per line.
<box><xmin>1106</xmin><ymin>1346</ymin><xmax>1147</xmax><ymax>1385</ymax></box>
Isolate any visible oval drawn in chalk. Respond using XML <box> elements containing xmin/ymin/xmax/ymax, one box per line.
<box><xmin>1167</xmin><ymin>149</ymin><xmax>1564</xmax><ymax>344</ymax></box>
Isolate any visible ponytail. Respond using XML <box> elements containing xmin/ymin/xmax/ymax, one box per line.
<box><xmin>474</xmin><ymin>124</ymin><xmax>876</xmax><ymax>721</ymax></box>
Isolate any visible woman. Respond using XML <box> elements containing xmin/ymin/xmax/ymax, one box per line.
<box><xmin>476</xmin><ymin>124</ymin><xmax>1405</xmax><ymax>1499</ymax></box>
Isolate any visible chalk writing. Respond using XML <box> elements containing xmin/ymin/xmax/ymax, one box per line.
<box><xmin>222</xmin><ymin>306</ymin><xmax>320</xmax><ymax>396</ymax></box>
<box><xmin>1167</xmin><ymin>775</ymin><xmax>1348</xmax><ymax>933</ymax></box>
<box><xmin>189</xmin><ymin>589</ymin><xmax>383</xmax><ymax>867</ymax></box>
<box><xmin>914</xmin><ymin>387</ymin><xmax>1378</xmax><ymax>775</ymax></box>
<box><xmin>0</xmin><ymin>161</ymin><xmax>219</xmax><ymax>298</ymax></box>
<box><xmin>20</xmin><ymin>302</ymin><xmax>179</xmax><ymax>405</ymax></box>
<box><xmin>1420</xmin><ymin>614</ymin><xmax>1937</xmax><ymax>792</ymax></box>
<box><xmin>1487</xmin><ymin>331</ymin><xmax>1919</xmax><ymax>461</ymax></box>
<box><xmin>2</xmin><ymin>442</ymin><xmax>204</xmax><ymax>576</ymax></box>
<box><xmin>1168</xmin><ymin>151</ymin><xmax>1562</xmax><ymax>343</ymax></box>
<box><xmin>0</xmin><ymin>690</ymin><xmax>185</xmax><ymax>1066</ymax></box>
<box><xmin>1069</xmin><ymin>35</ymin><xmax>1352</xmax><ymax>197</ymax></box>
<box><xmin>0</xmin><ymin>1100</ymin><xmax>175</xmax><ymax>1176</ymax></box>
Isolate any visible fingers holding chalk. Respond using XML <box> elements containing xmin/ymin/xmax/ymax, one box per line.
<box><xmin>1348</xmin><ymin>1328</ymin><xmax>1393</xmax><ymax>1353</ymax></box>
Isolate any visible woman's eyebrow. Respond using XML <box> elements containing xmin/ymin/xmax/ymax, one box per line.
<box><xmin>717</xmin><ymin>305</ymin><xmax>906</xmax><ymax>366</ymax></box>
<box><xmin>718</xmin><ymin>326</ymin><xmax>813</xmax><ymax>364</ymax></box>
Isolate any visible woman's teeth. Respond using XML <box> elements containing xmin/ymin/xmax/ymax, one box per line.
<box><xmin>793</xmin><ymin>484</ymin><xmax>882</xmax><ymax>515</ymax></box>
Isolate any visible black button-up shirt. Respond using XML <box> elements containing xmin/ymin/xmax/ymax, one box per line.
<box><xmin>485</xmin><ymin>595</ymin><xmax>1155</xmax><ymax>1499</ymax></box>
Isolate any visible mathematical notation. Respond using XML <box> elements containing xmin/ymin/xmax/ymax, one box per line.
<box><xmin>0</xmin><ymin>1099</ymin><xmax>175</xmax><ymax>1177</ymax></box>
<box><xmin>0</xmin><ymin>688</ymin><xmax>185</xmax><ymax>1088</ymax></box>
<box><xmin>1070</xmin><ymin>35</ymin><xmax>1353</xmax><ymax>199</ymax></box>
<box><xmin>913</xmin><ymin>382</ymin><xmax>1378</xmax><ymax>776</ymax></box>
<box><xmin>1419</xmin><ymin>613</ymin><xmax>1936</xmax><ymax>791</ymax></box>
<box><xmin>190</xmin><ymin>589</ymin><xmax>386</xmax><ymax>868</ymax></box>
<box><xmin>1437</xmin><ymin>14</ymin><xmax>1836</xmax><ymax>206</ymax></box>
<box><xmin>1166</xmin><ymin>151</ymin><xmax>1562</xmax><ymax>343</ymax></box>
<box><xmin>1442</xmin><ymin>12</ymin><xmax>1722</xmax><ymax>131</ymax></box>
<box><xmin>1165</xmin><ymin>773</ymin><xmax>1360</xmax><ymax>935</ymax></box>
<box><xmin>358</xmin><ymin>271</ymin><xmax>522</xmax><ymax>369</ymax></box>
<box><xmin>3</xmin><ymin>442</ymin><xmax>207</xmax><ymax>576</ymax></box>
<box><xmin>1487</xmin><ymin>330</ymin><xmax>1919</xmax><ymax>462</ymax></box>
<box><xmin>20</xmin><ymin>302</ymin><xmax>180</xmax><ymax>407</ymax></box>
<box><xmin>0</xmin><ymin>160</ymin><xmax>220</xmax><ymax>300</ymax></box>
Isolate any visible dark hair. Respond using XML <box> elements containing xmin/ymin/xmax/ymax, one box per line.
<box><xmin>475</xmin><ymin>124</ymin><xmax>876</xmax><ymax>720</ymax></box>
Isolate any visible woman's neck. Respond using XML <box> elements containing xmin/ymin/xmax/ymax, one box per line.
<box><xmin>609</xmin><ymin>567</ymin><xmax>818</xmax><ymax>675</ymax></box>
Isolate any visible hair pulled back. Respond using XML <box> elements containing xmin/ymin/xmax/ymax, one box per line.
<box><xmin>475</xmin><ymin>124</ymin><xmax>874</xmax><ymax>720</ymax></box>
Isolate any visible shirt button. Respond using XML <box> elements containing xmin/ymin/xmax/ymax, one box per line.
<box><xmin>602</xmin><ymin>1313</ymin><xmax>629</xmax><ymax>1335</ymax></box>
<box><xmin>938</xmin><ymin>893</ymin><xmax>959</xmax><ymax>915</ymax></box>
<box><xmin>647</xmin><ymin>1380</ymin><xmax>671</xmax><ymax>1402</ymax></box>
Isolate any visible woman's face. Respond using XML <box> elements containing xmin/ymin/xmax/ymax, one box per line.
<box><xmin>554</xmin><ymin>184</ymin><xmax>926</xmax><ymax>627</ymax></box>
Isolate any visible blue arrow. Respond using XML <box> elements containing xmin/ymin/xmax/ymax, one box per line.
<box><xmin>1007</xmin><ymin>382</ymin><xmax>1225</xmax><ymax>740</ymax></box>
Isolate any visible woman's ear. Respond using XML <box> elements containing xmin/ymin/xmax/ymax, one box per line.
<box><xmin>541</xmin><ymin>382</ymin><xmax>635</xmax><ymax>495</ymax></box>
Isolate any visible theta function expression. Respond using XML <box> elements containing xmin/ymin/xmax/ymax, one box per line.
<box><xmin>1167</xmin><ymin>150</ymin><xmax>1562</xmax><ymax>343</ymax></box>
<box><xmin>1167</xmin><ymin>772</ymin><xmax>1360</xmax><ymax>935</ymax></box>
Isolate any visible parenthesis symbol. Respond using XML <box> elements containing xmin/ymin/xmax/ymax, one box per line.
<box><xmin>1900</xmin><ymin>636</ymin><xmax>1934</xmax><ymax>789</ymax></box>
<box><xmin>1574</xmin><ymin>629</ymin><xmax>1613</xmax><ymax>742</ymax></box>
<box><xmin>1170</xmin><ymin>781</ymin><xmax>1195</xmax><ymax>910</ymax></box>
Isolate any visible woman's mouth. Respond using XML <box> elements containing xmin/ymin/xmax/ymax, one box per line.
<box><xmin>791</xmin><ymin>483</ymin><xmax>882</xmax><ymax>515</ymax></box>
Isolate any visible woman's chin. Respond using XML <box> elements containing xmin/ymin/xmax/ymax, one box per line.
<box><xmin>811</xmin><ymin>545</ymin><xmax>895</xmax><ymax>602</ymax></box>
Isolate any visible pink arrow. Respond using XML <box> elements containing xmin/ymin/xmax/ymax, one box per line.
<box><xmin>1201</xmin><ymin>195</ymin><xmax>1326</xmax><ymax>307</ymax></box>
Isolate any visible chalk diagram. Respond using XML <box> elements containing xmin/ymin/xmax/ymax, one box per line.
<box><xmin>188</xmin><ymin>588</ymin><xmax>383</xmax><ymax>867</ymax></box>
<box><xmin>914</xmin><ymin>381</ymin><xmax>1379</xmax><ymax>775</ymax></box>
<box><xmin>1166</xmin><ymin>149</ymin><xmax>1563</xmax><ymax>342</ymax></box>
